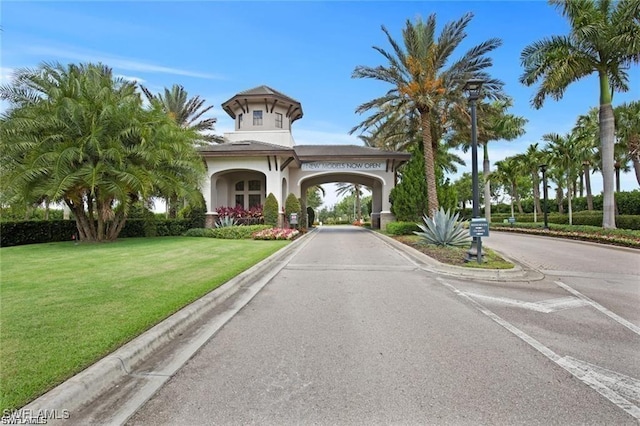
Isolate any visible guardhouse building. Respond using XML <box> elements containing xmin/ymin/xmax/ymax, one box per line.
<box><xmin>199</xmin><ymin>86</ymin><xmax>411</xmax><ymax>229</ymax></box>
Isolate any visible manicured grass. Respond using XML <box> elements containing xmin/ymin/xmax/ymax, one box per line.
<box><xmin>0</xmin><ymin>237</ymin><xmax>288</xmax><ymax>411</ymax></box>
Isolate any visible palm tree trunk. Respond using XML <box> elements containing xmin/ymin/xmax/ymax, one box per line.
<box><xmin>584</xmin><ymin>163</ymin><xmax>593</xmax><ymax>210</ymax></box>
<box><xmin>483</xmin><ymin>145</ymin><xmax>491</xmax><ymax>222</ymax></box>
<box><xmin>567</xmin><ymin>174</ymin><xmax>573</xmax><ymax>225</ymax></box>
<box><xmin>355</xmin><ymin>185</ymin><xmax>362</xmax><ymax>222</ymax></box>
<box><xmin>532</xmin><ymin>172</ymin><xmax>542</xmax><ymax>215</ymax></box>
<box><xmin>615</xmin><ymin>164</ymin><xmax>621</xmax><ymax>192</ymax></box>
<box><xmin>556</xmin><ymin>186</ymin><xmax>564</xmax><ymax>214</ymax></box>
<box><xmin>634</xmin><ymin>159</ymin><xmax>640</xmax><ymax>186</ymax></box>
<box><xmin>421</xmin><ymin>111</ymin><xmax>439</xmax><ymax>216</ymax></box>
<box><xmin>579</xmin><ymin>171</ymin><xmax>584</xmax><ymax>198</ymax></box>
<box><xmin>599</xmin><ymin>88</ymin><xmax>616</xmax><ymax>228</ymax></box>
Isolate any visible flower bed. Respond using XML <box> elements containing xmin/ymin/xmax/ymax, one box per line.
<box><xmin>252</xmin><ymin>227</ymin><xmax>300</xmax><ymax>240</ymax></box>
<box><xmin>491</xmin><ymin>223</ymin><xmax>640</xmax><ymax>249</ymax></box>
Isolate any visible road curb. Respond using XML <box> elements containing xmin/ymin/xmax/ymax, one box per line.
<box><xmin>370</xmin><ymin>230</ymin><xmax>545</xmax><ymax>282</ymax></box>
<box><xmin>21</xmin><ymin>231</ymin><xmax>316</xmax><ymax>421</ymax></box>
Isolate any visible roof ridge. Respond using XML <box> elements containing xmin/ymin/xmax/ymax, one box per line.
<box><xmin>236</xmin><ymin>85</ymin><xmax>300</xmax><ymax>103</ymax></box>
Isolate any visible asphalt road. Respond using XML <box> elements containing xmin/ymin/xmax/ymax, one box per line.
<box><xmin>127</xmin><ymin>227</ymin><xmax>639</xmax><ymax>425</ymax></box>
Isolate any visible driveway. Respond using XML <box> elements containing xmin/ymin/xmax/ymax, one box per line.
<box><xmin>125</xmin><ymin>226</ymin><xmax>638</xmax><ymax>425</ymax></box>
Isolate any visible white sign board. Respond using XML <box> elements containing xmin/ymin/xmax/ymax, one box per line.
<box><xmin>301</xmin><ymin>161</ymin><xmax>386</xmax><ymax>171</ymax></box>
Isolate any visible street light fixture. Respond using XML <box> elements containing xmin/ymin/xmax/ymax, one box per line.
<box><xmin>539</xmin><ymin>164</ymin><xmax>549</xmax><ymax>230</ymax></box>
<box><xmin>463</xmin><ymin>78</ymin><xmax>485</xmax><ymax>263</ymax></box>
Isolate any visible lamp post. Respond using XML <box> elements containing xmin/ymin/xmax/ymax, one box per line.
<box><xmin>464</xmin><ymin>78</ymin><xmax>484</xmax><ymax>263</ymax></box>
<box><xmin>539</xmin><ymin>164</ymin><xmax>549</xmax><ymax>230</ymax></box>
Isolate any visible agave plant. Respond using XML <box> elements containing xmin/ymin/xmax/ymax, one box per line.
<box><xmin>414</xmin><ymin>208</ymin><xmax>471</xmax><ymax>247</ymax></box>
<box><xmin>215</xmin><ymin>216</ymin><xmax>239</xmax><ymax>228</ymax></box>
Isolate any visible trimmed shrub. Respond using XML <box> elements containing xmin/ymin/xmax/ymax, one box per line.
<box><xmin>386</xmin><ymin>221</ymin><xmax>420</xmax><ymax>236</ymax></box>
<box><xmin>210</xmin><ymin>225</ymin><xmax>271</xmax><ymax>239</ymax></box>
<box><xmin>183</xmin><ymin>228</ymin><xmax>216</xmax><ymax>238</ymax></box>
<box><xmin>307</xmin><ymin>207</ymin><xmax>315</xmax><ymax>227</ymax></box>
<box><xmin>0</xmin><ymin>220</ymin><xmax>78</xmax><ymax>247</ymax></box>
<box><xmin>285</xmin><ymin>193</ymin><xmax>301</xmax><ymax>226</ymax></box>
<box><xmin>1</xmin><ymin>218</ymin><xmax>193</xmax><ymax>247</ymax></box>
<box><xmin>263</xmin><ymin>193</ymin><xmax>279</xmax><ymax>227</ymax></box>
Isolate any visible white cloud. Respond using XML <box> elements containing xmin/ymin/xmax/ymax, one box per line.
<box><xmin>25</xmin><ymin>45</ymin><xmax>225</xmax><ymax>80</ymax></box>
<box><xmin>0</xmin><ymin>67</ymin><xmax>15</xmax><ymax>83</ymax></box>
<box><xmin>115</xmin><ymin>74</ymin><xmax>145</xmax><ymax>84</ymax></box>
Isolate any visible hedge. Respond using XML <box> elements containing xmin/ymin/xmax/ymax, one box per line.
<box><xmin>386</xmin><ymin>221</ymin><xmax>421</xmax><ymax>236</ymax></box>
<box><xmin>1</xmin><ymin>219</ymin><xmax>193</xmax><ymax>247</ymax></box>
<box><xmin>183</xmin><ymin>225</ymin><xmax>271</xmax><ymax>239</ymax></box>
<box><xmin>491</xmin><ymin>213</ymin><xmax>640</xmax><ymax>230</ymax></box>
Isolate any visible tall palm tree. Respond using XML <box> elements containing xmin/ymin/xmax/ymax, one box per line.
<box><xmin>544</xmin><ymin>132</ymin><xmax>579</xmax><ymax>224</ymax></box>
<box><xmin>141</xmin><ymin>84</ymin><xmax>221</xmax><ymax>217</ymax></box>
<box><xmin>335</xmin><ymin>183</ymin><xmax>364</xmax><ymax>222</ymax></box>
<box><xmin>573</xmin><ymin>107</ymin><xmax>599</xmax><ymax>209</ymax></box>
<box><xmin>141</xmin><ymin>84</ymin><xmax>221</xmax><ymax>144</ymax></box>
<box><xmin>520</xmin><ymin>0</ymin><xmax>640</xmax><ymax>229</ymax></box>
<box><xmin>492</xmin><ymin>157</ymin><xmax>525</xmax><ymax>217</ymax></box>
<box><xmin>449</xmin><ymin>98</ymin><xmax>527</xmax><ymax>222</ymax></box>
<box><xmin>517</xmin><ymin>143</ymin><xmax>546</xmax><ymax>218</ymax></box>
<box><xmin>0</xmin><ymin>62</ymin><xmax>205</xmax><ymax>241</ymax></box>
<box><xmin>615</xmin><ymin>101</ymin><xmax>640</xmax><ymax>186</ymax></box>
<box><xmin>352</xmin><ymin>13</ymin><xmax>504</xmax><ymax>216</ymax></box>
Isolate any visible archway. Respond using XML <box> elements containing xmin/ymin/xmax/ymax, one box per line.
<box><xmin>298</xmin><ymin>172</ymin><xmax>387</xmax><ymax>228</ymax></box>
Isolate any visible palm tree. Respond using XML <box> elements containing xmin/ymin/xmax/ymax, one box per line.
<box><xmin>352</xmin><ymin>13</ymin><xmax>504</xmax><ymax>216</ymax></box>
<box><xmin>520</xmin><ymin>0</ymin><xmax>640</xmax><ymax>229</ymax></box>
<box><xmin>141</xmin><ymin>84</ymin><xmax>221</xmax><ymax>144</ymax></box>
<box><xmin>517</xmin><ymin>143</ymin><xmax>546</xmax><ymax>218</ymax></box>
<box><xmin>615</xmin><ymin>101</ymin><xmax>640</xmax><ymax>186</ymax></box>
<box><xmin>544</xmin><ymin>132</ymin><xmax>579</xmax><ymax>224</ymax></box>
<box><xmin>449</xmin><ymin>98</ymin><xmax>527</xmax><ymax>222</ymax></box>
<box><xmin>335</xmin><ymin>183</ymin><xmax>364</xmax><ymax>222</ymax></box>
<box><xmin>141</xmin><ymin>84</ymin><xmax>221</xmax><ymax>217</ymax></box>
<box><xmin>573</xmin><ymin>107</ymin><xmax>599</xmax><ymax>210</ymax></box>
<box><xmin>492</xmin><ymin>157</ymin><xmax>525</xmax><ymax>217</ymax></box>
<box><xmin>0</xmin><ymin>62</ymin><xmax>205</xmax><ymax>241</ymax></box>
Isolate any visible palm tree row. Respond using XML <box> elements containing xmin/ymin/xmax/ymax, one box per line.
<box><xmin>353</xmin><ymin>0</ymin><xmax>638</xmax><ymax>230</ymax></box>
<box><xmin>489</xmin><ymin>100</ymin><xmax>639</xmax><ymax>226</ymax></box>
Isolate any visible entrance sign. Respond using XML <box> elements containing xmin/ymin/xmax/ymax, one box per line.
<box><xmin>469</xmin><ymin>218</ymin><xmax>489</xmax><ymax>237</ymax></box>
<box><xmin>290</xmin><ymin>213</ymin><xmax>298</xmax><ymax>225</ymax></box>
<box><xmin>301</xmin><ymin>161</ymin><xmax>386</xmax><ymax>171</ymax></box>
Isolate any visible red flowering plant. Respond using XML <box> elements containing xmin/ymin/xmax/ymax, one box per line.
<box><xmin>215</xmin><ymin>205</ymin><xmax>264</xmax><ymax>225</ymax></box>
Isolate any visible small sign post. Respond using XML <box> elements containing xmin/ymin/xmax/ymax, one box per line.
<box><xmin>290</xmin><ymin>213</ymin><xmax>298</xmax><ymax>227</ymax></box>
<box><xmin>469</xmin><ymin>218</ymin><xmax>489</xmax><ymax>264</ymax></box>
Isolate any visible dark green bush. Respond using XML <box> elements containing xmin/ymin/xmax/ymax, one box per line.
<box><xmin>285</xmin><ymin>193</ymin><xmax>301</xmax><ymax>227</ymax></box>
<box><xmin>491</xmin><ymin>212</ymin><xmax>639</xmax><ymax>230</ymax></box>
<box><xmin>386</xmin><ymin>221</ymin><xmax>420</xmax><ymax>236</ymax></box>
<box><xmin>208</xmin><ymin>225</ymin><xmax>271</xmax><ymax>239</ymax></box>
<box><xmin>263</xmin><ymin>193</ymin><xmax>279</xmax><ymax>227</ymax></box>
<box><xmin>0</xmin><ymin>220</ymin><xmax>78</xmax><ymax>247</ymax></box>
<box><xmin>1</xmin><ymin>218</ymin><xmax>192</xmax><ymax>247</ymax></box>
<box><xmin>617</xmin><ymin>215</ymin><xmax>640</xmax><ymax>230</ymax></box>
<box><xmin>307</xmin><ymin>207</ymin><xmax>315</xmax><ymax>226</ymax></box>
<box><xmin>183</xmin><ymin>228</ymin><xmax>217</xmax><ymax>237</ymax></box>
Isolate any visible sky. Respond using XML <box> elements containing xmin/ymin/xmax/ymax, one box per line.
<box><xmin>1</xmin><ymin>1</ymin><xmax>638</xmax><ymax>209</ymax></box>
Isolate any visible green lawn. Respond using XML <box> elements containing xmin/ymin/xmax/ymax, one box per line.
<box><xmin>0</xmin><ymin>237</ymin><xmax>288</xmax><ymax>411</ymax></box>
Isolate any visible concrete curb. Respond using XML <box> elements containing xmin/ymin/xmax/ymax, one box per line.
<box><xmin>370</xmin><ymin>230</ymin><xmax>545</xmax><ymax>282</ymax></box>
<box><xmin>21</xmin><ymin>230</ymin><xmax>316</xmax><ymax>420</ymax></box>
